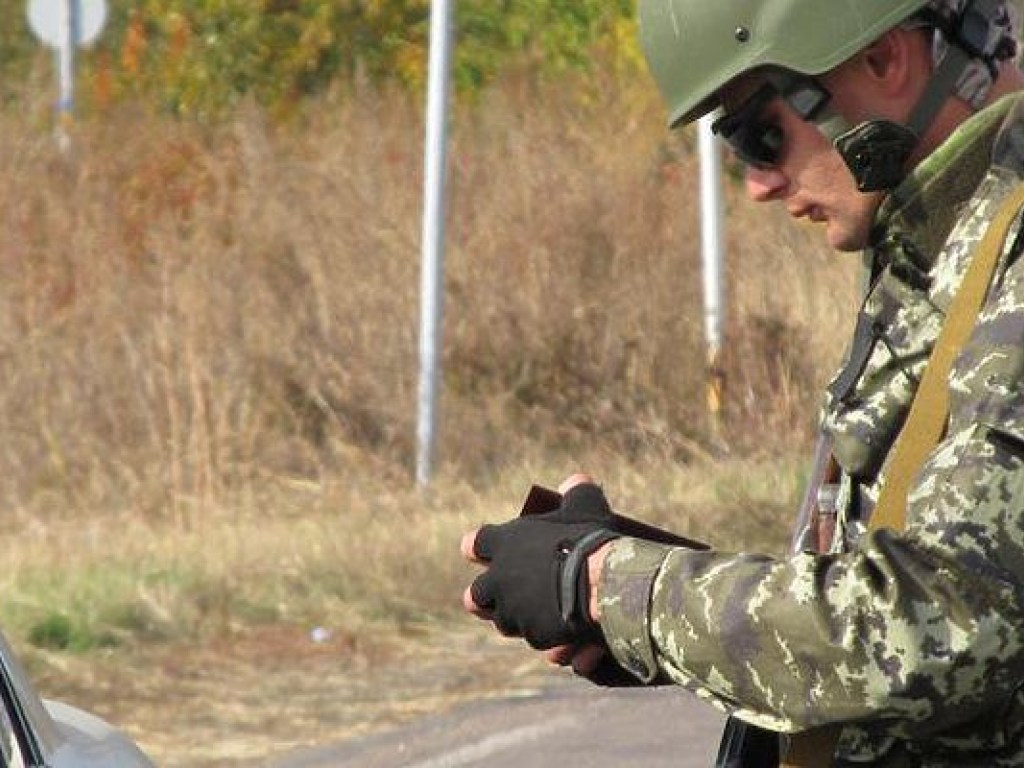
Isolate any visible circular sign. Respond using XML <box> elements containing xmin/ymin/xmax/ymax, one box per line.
<box><xmin>27</xmin><ymin>0</ymin><xmax>108</xmax><ymax>48</ymax></box>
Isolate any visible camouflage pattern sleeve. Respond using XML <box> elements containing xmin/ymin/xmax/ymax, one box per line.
<box><xmin>598</xmin><ymin>524</ymin><xmax>1024</xmax><ymax>741</ymax></box>
<box><xmin>597</xmin><ymin>241</ymin><xmax>1024</xmax><ymax>749</ymax></box>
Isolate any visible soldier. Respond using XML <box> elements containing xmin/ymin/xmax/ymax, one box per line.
<box><xmin>461</xmin><ymin>0</ymin><xmax>1024</xmax><ymax>766</ymax></box>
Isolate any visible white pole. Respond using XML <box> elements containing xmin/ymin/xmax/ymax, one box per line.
<box><xmin>57</xmin><ymin>0</ymin><xmax>76</xmax><ymax>150</ymax></box>
<box><xmin>698</xmin><ymin>114</ymin><xmax>726</xmax><ymax>440</ymax></box>
<box><xmin>416</xmin><ymin>0</ymin><xmax>454</xmax><ymax>487</ymax></box>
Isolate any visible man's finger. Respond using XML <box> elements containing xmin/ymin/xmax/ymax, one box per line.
<box><xmin>570</xmin><ymin>643</ymin><xmax>609</xmax><ymax>676</ymax></box>
<box><xmin>460</xmin><ymin>530</ymin><xmax>483</xmax><ymax>563</ymax></box>
<box><xmin>558</xmin><ymin>473</ymin><xmax>595</xmax><ymax>494</ymax></box>
<box><xmin>544</xmin><ymin>644</ymin><xmax>577</xmax><ymax>667</ymax></box>
<box><xmin>470</xmin><ymin>523</ymin><xmax>502</xmax><ymax>561</ymax></box>
<box><xmin>469</xmin><ymin>570</ymin><xmax>498</xmax><ymax>612</ymax></box>
<box><xmin>462</xmin><ymin>584</ymin><xmax>493</xmax><ymax>618</ymax></box>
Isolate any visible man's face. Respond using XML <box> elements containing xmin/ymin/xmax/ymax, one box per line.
<box><xmin>717</xmin><ymin>72</ymin><xmax>885</xmax><ymax>252</ymax></box>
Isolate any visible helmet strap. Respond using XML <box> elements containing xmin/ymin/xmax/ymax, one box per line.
<box><xmin>833</xmin><ymin>41</ymin><xmax>971</xmax><ymax>192</ymax></box>
<box><xmin>823</xmin><ymin>0</ymin><xmax>1002</xmax><ymax>192</ymax></box>
<box><xmin>833</xmin><ymin>121</ymin><xmax>920</xmax><ymax>192</ymax></box>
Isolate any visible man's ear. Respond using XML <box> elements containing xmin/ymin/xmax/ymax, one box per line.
<box><xmin>858</xmin><ymin>26</ymin><xmax>927</xmax><ymax>99</ymax></box>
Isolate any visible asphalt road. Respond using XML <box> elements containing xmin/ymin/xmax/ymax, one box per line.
<box><xmin>274</xmin><ymin>676</ymin><xmax>727</xmax><ymax>768</ymax></box>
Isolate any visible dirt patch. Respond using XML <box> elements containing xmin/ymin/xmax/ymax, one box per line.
<box><xmin>28</xmin><ymin>622</ymin><xmax>554</xmax><ymax>767</ymax></box>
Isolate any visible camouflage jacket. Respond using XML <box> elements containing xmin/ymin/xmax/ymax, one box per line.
<box><xmin>598</xmin><ymin>92</ymin><xmax>1024</xmax><ymax>766</ymax></box>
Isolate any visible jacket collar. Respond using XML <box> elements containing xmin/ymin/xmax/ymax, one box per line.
<box><xmin>869</xmin><ymin>91</ymin><xmax>1024</xmax><ymax>272</ymax></box>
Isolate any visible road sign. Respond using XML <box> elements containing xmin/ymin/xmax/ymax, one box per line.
<box><xmin>27</xmin><ymin>0</ymin><xmax>108</xmax><ymax>48</ymax></box>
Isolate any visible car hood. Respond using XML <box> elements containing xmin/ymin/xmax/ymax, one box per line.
<box><xmin>44</xmin><ymin>700</ymin><xmax>154</xmax><ymax>768</ymax></box>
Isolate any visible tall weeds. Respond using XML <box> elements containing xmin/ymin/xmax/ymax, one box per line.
<box><xmin>0</xmin><ymin>74</ymin><xmax>860</xmax><ymax>518</ymax></box>
<box><xmin>0</xmin><ymin>73</ymin><xmax>859</xmax><ymax>649</ymax></box>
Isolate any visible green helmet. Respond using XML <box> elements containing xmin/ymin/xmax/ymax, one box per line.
<box><xmin>639</xmin><ymin>0</ymin><xmax>930</xmax><ymax>127</ymax></box>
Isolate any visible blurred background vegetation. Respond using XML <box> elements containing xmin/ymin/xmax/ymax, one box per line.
<box><xmin>0</xmin><ymin>2</ymin><xmax>855</xmax><ymax>636</ymax></box>
<box><xmin>0</xmin><ymin>1</ymin><xmax>859</xmax><ymax>513</ymax></box>
<box><xmin>2</xmin><ymin>0</ymin><xmax>640</xmax><ymax>117</ymax></box>
<box><xmin>0</xmin><ymin>4</ymin><xmax>866</xmax><ymax>763</ymax></box>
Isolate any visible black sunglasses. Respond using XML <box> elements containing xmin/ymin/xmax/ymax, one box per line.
<box><xmin>712</xmin><ymin>84</ymin><xmax>783</xmax><ymax>168</ymax></box>
<box><xmin>712</xmin><ymin>76</ymin><xmax>831</xmax><ymax>168</ymax></box>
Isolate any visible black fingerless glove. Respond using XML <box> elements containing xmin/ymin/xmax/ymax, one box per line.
<box><xmin>470</xmin><ymin>484</ymin><xmax>621</xmax><ymax>649</ymax></box>
<box><xmin>470</xmin><ymin>484</ymin><xmax>705</xmax><ymax>650</ymax></box>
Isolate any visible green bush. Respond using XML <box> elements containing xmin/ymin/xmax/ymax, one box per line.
<box><xmin>27</xmin><ymin>612</ymin><xmax>117</xmax><ymax>653</ymax></box>
<box><xmin>3</xmin><ymin>0</ymin><xmax>639</xmax><ymax>117</ymax></box>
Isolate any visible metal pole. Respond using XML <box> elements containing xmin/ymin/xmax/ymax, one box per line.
<box><xmin>416</xmin><ymin>0</ymin><xmax>454</xmax><ymax>487</ymax></box>
<box><xmin>698</xmin><ymin>114</ymin><xmax>726</xmax><ymax>444</ymax></box>
<box><xmin>56</xmin><ymin>0</ymin><xmax>78</xmax><ymax>151</ymax></box>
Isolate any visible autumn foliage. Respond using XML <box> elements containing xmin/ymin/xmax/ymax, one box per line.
<box><xmin>5</xmin><ymin>0</ymin><xmax>639</xmax><ymax>117</ymax></box>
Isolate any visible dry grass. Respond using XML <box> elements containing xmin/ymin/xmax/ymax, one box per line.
<box><xmin>0</xmin><ymin>71</ymin><xmax>860</xmax><ymax>762</ymax></box>
<box><xmin>0</xmin><ymin>74</ymin><xmax>857</xmax><ymax>518</ymax></box>
<box><xmin>12</xmin><ymin>454</ymin><xmax>808</xmax><ymax>766</ymax></box>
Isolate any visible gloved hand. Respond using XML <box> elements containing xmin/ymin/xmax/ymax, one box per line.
<box><xmin>468</xmin><ymin>483</ymin><xmax>706</xmax><ymax>651</ymax></box>
<box><xmin>469</xmin><ymin>483</ymin><xmax>621</xmax><ymax>649</ymax></box>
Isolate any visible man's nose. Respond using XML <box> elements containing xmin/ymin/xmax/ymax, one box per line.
<box><xmin>744</xmin><ymin>164</ymin><xmax>788</xmax><ymax>202</ymax></box>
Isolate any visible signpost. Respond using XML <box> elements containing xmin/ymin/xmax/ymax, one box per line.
<box><xmin>26</xmin><ymin>0</ymin><xmax>108</xmax><ymax>148</ymax></box>
<box><xmin>698</xmin><ymin>115</ymin><xmax>726</xmax><ymax>445</ymax></box>
<box><xmin>416</xmin><ymin>0</ymin><xmax>454</xmax><ymax>487</ymax></box>
<box><xmin>414</xmin><ymin>5</ymin><xmax>727</xmax><ymax>483</ymax></box>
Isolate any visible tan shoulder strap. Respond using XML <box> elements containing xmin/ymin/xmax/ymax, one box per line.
<box><xmin>870</xmin><ymin>181</ymin><xmax>1024</xmax><ymax>532</ymax></box>
<box><xmin>781</xmin><ymin>181</ymin><xmax>1024</xmax><ymax>768</ymax></box>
